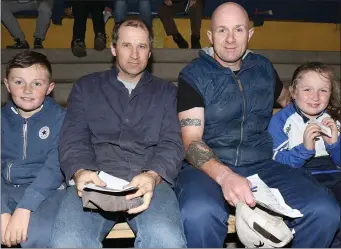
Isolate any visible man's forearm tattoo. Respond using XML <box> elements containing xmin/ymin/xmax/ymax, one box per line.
<box><xmin>180</xmin><ymin>118</ymin><xmax>201</xmax><ymax>127</ymax></box>
<box><xmin>185</xmin><ymin>141</ymin><xmax>219</xmax><ymax>169</ymax></box>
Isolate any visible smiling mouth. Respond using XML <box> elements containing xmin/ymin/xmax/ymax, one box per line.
<box><xmin>21</xmin><ymin>97</ymin><xmax>34</xmax><ymax>101</ymax></box>
<box><xmin>307</xmin><ymin>103</ymin><xmax>320</xmax><ymax>108</ymax></box>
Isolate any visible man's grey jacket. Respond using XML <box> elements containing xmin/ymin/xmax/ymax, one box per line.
<box><xmin>60</xmin><ymin>67</ymin><xmax>184</xmax><ymax>185</ymax></box>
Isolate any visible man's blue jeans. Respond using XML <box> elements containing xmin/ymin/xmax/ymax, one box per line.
<box><xmin>175</xmin><ymin>160</ymin><xmax>340</xmax><ymax>248</ymax></box>
<box><xmin>49</xmin><ymin>182</ymin><xmax>187</xmax><ymax>248</ymax></box>
<box><xmin>113</xmin><ymin>0</ymin><xmax>152</xmax><ymax>28</ymax></box>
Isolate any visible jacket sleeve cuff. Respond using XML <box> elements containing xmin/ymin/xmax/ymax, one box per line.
<box><xmin>1</xmin><ymin>201</ymin><xmax>11</xmax><ymax>214</ymax></box>
<box><xmin>325</xmin><ymin>137</ymin><xmax>340</xmax><ymax>151</ymax></box>
<box><xmin>16</xmin><ymin>189</ymin><xmax>46</xmax><ymax>212</ymax></box>
<box><xmin>64</xmin><ymin>163</ymin><xmax>98</xmax><ymax>183</ymax></box>
<box><xmin>297</xmin><ymin>143</ymin><xmax>315</xmax><ymax>158</ymax></box>
<box><xmin>142</xmin><ymin>166</ymin><xmax>174</xmax><ymax>186</ymax></box>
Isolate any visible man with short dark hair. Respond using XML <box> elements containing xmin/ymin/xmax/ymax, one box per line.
<box><xmin>175</xmin><ymin>2</ymin><xmax>340</xmax><ymax>247</ymax></box>
<box><xmin>49</xmin><ymin>19</ymin><xmax>187</xmax><ymax>248</ymax></box>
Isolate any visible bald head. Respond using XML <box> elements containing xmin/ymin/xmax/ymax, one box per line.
<box><xmin>211</xmin><ymin>2</ymin><xmax>250</xmax><ymax>30</ymax></box>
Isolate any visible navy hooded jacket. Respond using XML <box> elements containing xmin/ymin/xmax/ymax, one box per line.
<box><xmin>1</xmin><ymin>97</ymin><xmax>65</xmax><ymax>213</ymax></box>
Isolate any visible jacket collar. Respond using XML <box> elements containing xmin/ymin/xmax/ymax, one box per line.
<box><xmin>199</xmin><ymin>48</ymin><xmax>257</xmax><ymax>74</ymax></box>
<box><xmin>292</xmin><ymin>101</ymin><xmax>325</xmax><ymax>123</ymax></box>
<box><xmin>111</xmin><ymin>66</ymin><xmax>153</xmax><ymax>88</ymax></box>
<box><xmin>3</xmin><ymin>96</ymin><xmax>54</xmax><ymax>121</ymax></box>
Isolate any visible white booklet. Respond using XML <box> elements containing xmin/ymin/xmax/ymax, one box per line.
<box><xmin>307</xmin><ymin>119</ymin><xmax>332</xmax><ymax>137</ymax></box>
<box><xmin>84</xmin><ymin>171</ymin><xmax>136</xmax><ymax>193</ymax></box>
<box><xmin>247</xmin><ymin>174</ymin><xmax>303</xmax><ymax>218</ymax></box>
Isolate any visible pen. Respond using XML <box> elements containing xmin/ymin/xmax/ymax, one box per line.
<box><xmin>251</xmin><ymin>186</ymin><xmax>258</xmax><ymax>192</ymax></box>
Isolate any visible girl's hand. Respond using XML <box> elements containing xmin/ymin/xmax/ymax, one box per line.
<box><xmin>303</xmin><ymin>123</ymin><xmax>321</xmax><ymax>150</ymax></box>
<box><xmin>321</xmin><ymin>117</ymin><xmax>339</xmax><ymax>145</ymax></box>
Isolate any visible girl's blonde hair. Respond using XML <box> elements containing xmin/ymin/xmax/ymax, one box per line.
<box><xmin>290</xmin><ymin>62</ymin><xmax>340</xmax><ymax>121</ymax></box>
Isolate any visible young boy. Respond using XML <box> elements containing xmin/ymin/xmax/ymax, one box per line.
<box><xmin>1</xmin><ymin>50</ymin><xmax>66</xmax><ymax>248</ymax></box>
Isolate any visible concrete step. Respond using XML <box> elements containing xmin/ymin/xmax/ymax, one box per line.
<box><xmin>1</xmin><ymin>48</ymin><xmax>340</xmax><ymax>64</ymax></box>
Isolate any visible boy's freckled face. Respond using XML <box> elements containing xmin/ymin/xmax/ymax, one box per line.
<box><xmin>4</xmin><ymin>65</ymin><xmax>55</xmax><ymax>118</ymax></box>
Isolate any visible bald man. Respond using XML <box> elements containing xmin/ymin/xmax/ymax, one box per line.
<box><xmin>175</xmin><ymin>2</ymin><xmax>340</xmax><ymax>248</ymax></box>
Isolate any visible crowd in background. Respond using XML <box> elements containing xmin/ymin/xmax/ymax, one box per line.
<box><xmin>1</xmin><ymin>0</ymin><xmax>205</xmax><ymax>57</ymax></box>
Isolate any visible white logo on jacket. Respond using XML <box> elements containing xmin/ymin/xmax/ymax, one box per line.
<box><xmin>39</xmin><ymin>126</ymin><xmax>50</xmax><ymax>139</ymax></box>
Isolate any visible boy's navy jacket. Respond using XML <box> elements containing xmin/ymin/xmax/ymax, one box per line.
<box><xmin>60</xmin><ymin>68</ymin><xmax>184</xmax><ymax>185</ymax></box>
<box><xmin>1</xmin><ymin>96</ymin><xmax>65</xmax><ymax>213</ymax></box>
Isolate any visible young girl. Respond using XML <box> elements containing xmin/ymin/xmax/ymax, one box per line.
<box><xmin>268</xmin><ymin>62</ymin><xmax>340</xmax><ymax>206</ymax></box>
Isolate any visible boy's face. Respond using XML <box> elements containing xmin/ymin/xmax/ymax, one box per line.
<box><xmin>4</xmin><ymin>64</ymin><xmax>55</xmax><ymax>118</ymax></box>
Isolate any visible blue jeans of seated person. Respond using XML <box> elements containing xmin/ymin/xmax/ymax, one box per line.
<box><xmin>49</xmin><ymin>182</ymin><xmax>187</xmax><ymax>248</ymax></box>
<box><xmin>113</xmin><ymin>0</ymin><xmax>152</xmax><ymax>28</ymax></box>
<box><xmin>175</xmin><ymin>160</ymin><xmax>341</xmax><ymax>248</ymax></box>
<box><xmin>1</xmin><ymin>181</ymin><xmax>65</xmax><ymax>248</ymax></box>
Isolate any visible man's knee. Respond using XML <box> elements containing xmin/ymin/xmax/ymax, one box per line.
<box><xmin>305</xmin><ymin>193</ymin><xmax>340</xmax><ymax>231</ymax></box>
<box><xmin>135</xmin><ymin>222</ymin><xmax>187</xmax><ymax>248</ymax></box>
<box><xmin>37</xmin><ymin>0</ymin><xmax>53</xmax><ymax>16</ymax></box>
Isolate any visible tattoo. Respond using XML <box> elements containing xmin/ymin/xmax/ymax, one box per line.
<box><xmin>180</xmin><ymin>118</ymin><xmax>201</xmax><ymax>127</ymax></box>
<box><xmin>185</xmin><ymin>141</ymin><xmax>219</xmax><ymax>169</ymax></box>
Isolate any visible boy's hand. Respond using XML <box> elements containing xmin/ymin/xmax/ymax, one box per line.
<box><xmin>1</xmin><ymin>213</ymin><xmax>11</xmax><ymax>245</ymax></box>
<box><xmin>4</xmin><ymin>208</ymin><xmax>31</xmax><ymax>247</ymax></box>
<box><xmin>321</xmin><ymin>117</ymin><xmax>339</xmax><ymax>145</ymax></box>
<box><xmin>303</xmin><ymin>123</ymin><xmax>321</xmax><ymax>150</ymax></box>
<box><xmin>125</xmin><ymin>171</ymin><xmax>161</xmax><ymax>214</ymax></box>
<box><xmin>73</xmin><ymin>169</ymin><xmax>106</xmax><ymax>197</ymax></box>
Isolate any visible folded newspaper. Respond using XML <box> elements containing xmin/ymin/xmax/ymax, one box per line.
<box><xmin>84</xmin><ymin>171</ymin><xmax>136</xmax><ymax>193</ymax></box>
<box><xmin>247</xmin><ymin>174</ymin><xmax>303</xmax><ymax>218</ymax></box>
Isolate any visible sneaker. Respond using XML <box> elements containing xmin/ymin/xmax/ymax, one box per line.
<box><xmin>6</xmin><ymin>38</ymin><xmax>29</xmax><ymax>49</ymax></box>
<box><xmin>34</xmin><ymin>38</ymin><xmax>44</xmax><ymax>49</ymax></box>
<box><xmin>71</xmin><ymin>39</ymin><xmax>87</xmax><ymax>57</ymax></box>
<box><xmin>172</xmin><ymin>33</ymin><xmax>189</xmax><ymax>49</ymax></box>
<box><xmin>94</xmin><ymin>32</ymin><xmax>107</xmax><ymax>51</ymax></box>
<box><xmin>191</xmin><ymin>35</ymin><xmax>201</xmax><ymax>49</ymax></box>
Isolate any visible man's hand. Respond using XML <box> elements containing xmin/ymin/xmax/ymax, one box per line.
<box><xmin>189</xmin><ymin>0</ymin><xmax>196</xmax><ymax>8</ymax></box>
<box><xmin>217</xmin><ymin>171</ymin><xmax>256</xmax><ymax>207</ymax></box>
<box><xmin>1</xmin><ymin>213</ymin><xmax>11</xmax><ymax>245</ymax></box>
<box><xmin>303</xmin><ymin>124</ymin><xmax>321</xmax><ymax>150</ymax></box>
<box><xmin>4</xmin><ymin>209</ymin><xmax>31</xmax><ymax>247</ymax></box>
<box><xmin>164</xmin><ymin>0</ymin><xmax>172</xmax><ymax>6</ymax></box>
<box><xmin>125</xmin><ymin>171</ymin><xmax>161</xmax><ymax>214</ymax></box>
<box><xmin>321</xmin><ymin>117</ymin><xmax>339</xmax><ymax>145</ymax></box>
<box><xmin>73</xmin><ymin>169</ymin><xmax>106</xmax><ymax>197</ymax></box>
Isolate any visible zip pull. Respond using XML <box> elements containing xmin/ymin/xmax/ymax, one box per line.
<box><xmin>23</xmin><ymin>119</ymin><xmax>28</xmax><ymax>159</ymax></box>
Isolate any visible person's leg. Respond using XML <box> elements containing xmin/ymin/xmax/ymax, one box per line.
<box><xmin>175</xmin><ymin>165</ymin><xmax>230</xmax><ymax>248</ymax></box>
<box><xmin>1</xmin><ymin>0</ymin><xmax>32</xmax><ymax>48</ymax></box>
<box><xmin>157</xmin><ymin>2</ymin><xmax>188</xmax><ymax>48</ymax></box>
<box><xmin>188</xmin><ymin>0</ymin><xmax>203</xmax><ymax>48</ymax></box>
<box><xmin>239</xmin><ymin>161</ymin><xmax>340</xmax><ymax>248</ymax></box>
<box><xmin>49</xmin><ymin>186</ymin><xmax>116</xmax><ymax>248</ymax></box>
<box><xmin>138</xmin><ymin>0</ymin><xmax>152</xmax><ymax>29</ymax></box>
<box><xmin>113</xmin><ymin>0</ymin><xmax>127</xmax><ymax>24</ymax></box>
<box><xmin>20</xmin><ymin>188</ymin><xmax>65</xmax><ymax>248</ymax></box>
<box><xmin>71</xmin><ymin>1</ymin><xmax>89</xmax><ymax>57</ymax></box>
<box><xmin>89</xmin><ymin>2</ymin><xmax>106</xmax><ymax>51</ymax></box>
<box><xmin>127</xmin><ymin>182</ymin><xmax>187</xmax><ymax>248</ymax></box>
<box><xmin>311</xmin><ymin>172</ymin><xmax>341</xmax><ymax>248</ymax></box>
<box><xmin>34</xmin><ymin>0</ymin><xmax>53</xmax><ymax>48</ymax></box>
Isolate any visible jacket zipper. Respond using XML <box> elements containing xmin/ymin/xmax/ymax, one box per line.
<box><xmin>23</xmin><ymin>119</ymin><xmax>28</xmax><ymax>159</ymax></box>
<box><xmin>234</xmin><ymin>75</ymin><xmax>246</xmax><ymax>166</ymax></box>
<box><xmin>7</xmin><ymin>163</ymin><xmax>14</xmax><ymax>182</ymax></box>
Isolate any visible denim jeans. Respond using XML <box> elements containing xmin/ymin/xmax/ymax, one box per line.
<box><xmin>175</xmin><ymin>160</ymin><xmax>341</xmax><ymax>248</ymax></box>
<box><xmin>49</xmin><ymin>182</ymin><xmax>187</xmax><ymax>248</ymax></box>
<box><xmin>113</xmin><ymin>0</ymin><xmax>152</xmax><ymax>28</ymax></box>
<box><xmin>1</xmin><ymin>0</ymin><xmax>53</xmax><ymax>41</ymax></box>
<box><xmin>1</xmin><ymin>182</ymin><xmax>65</xmax><ymax>248</ymax></box>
